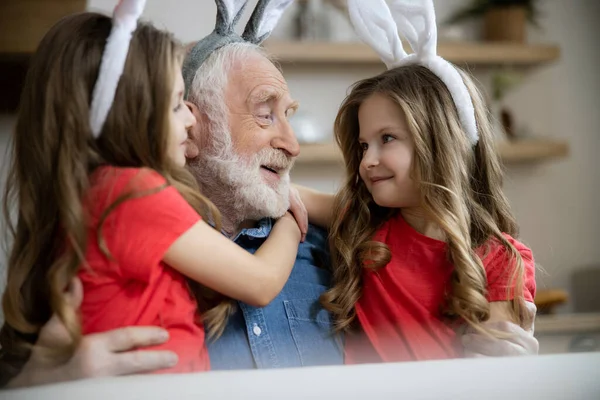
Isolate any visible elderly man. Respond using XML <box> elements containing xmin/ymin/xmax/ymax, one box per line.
<box><xmin>183</xmin><ymin>41</ymin><xmax>343</xmax><ymax>370</ymax></box>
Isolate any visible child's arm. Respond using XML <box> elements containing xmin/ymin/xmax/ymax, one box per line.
<box><xmin>291</xmin><ymin>184</ymin><xmax>335</xmax><ymax>229</ymax></box>
<box><xmin>163</xmin><ymin>213</ymin><xmax>301</xmax><ymax>308</ymax></box>
<box><xmin>463</xmin><ymin>239</ymin><xmax>538</xmax><ymax>356</ymax></box>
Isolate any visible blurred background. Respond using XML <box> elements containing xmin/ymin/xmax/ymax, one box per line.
<box><xmin>0</xmin><ymin>0</ymin><xmax>599</xmax><ymax>354</ymax></box>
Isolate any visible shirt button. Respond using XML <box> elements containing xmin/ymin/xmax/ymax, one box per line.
<box><xmin>252</xmin><ymin>324</ymin><xmax>262</xmax><ymax>336</ymax></box>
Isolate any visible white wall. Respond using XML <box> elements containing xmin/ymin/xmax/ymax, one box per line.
<box><xmin>498</xmin><ymin>0</ymin><xmax>600</xmax><ymax>309</ymax></box>
<box><xmin>1</xmin><ymin>0</ymin><xmax>599</xmax><ymax>312</ymax></box>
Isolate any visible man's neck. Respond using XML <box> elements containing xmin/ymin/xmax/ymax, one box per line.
<box><xmin>191</xmin><ymin>169</ymin><xmax>249</xmax><ymax>237</ymax></box>
<box><xmin>188</xmin><ymin>158</ymin><xmax>262</xmax><ymax>238</ymax></box>
<box><xmin>201</xmin><ymin>185</ymin><xmax>259</xmax><ymax>238</ymax></box>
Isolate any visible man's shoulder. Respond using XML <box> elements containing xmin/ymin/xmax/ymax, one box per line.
<box><xmin>297</xmin><ymin>224</ymin><xmax>330</xmax><ymax>272</ymax></box>
<box><xmin>304</xmin><ymin>224</ymin><xmax>328</xmax><ymax>248</ymax></box>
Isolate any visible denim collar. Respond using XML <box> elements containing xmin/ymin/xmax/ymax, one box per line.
<box><xmin>230</xmin><ymin>218</ymin><xmax>273</xmax><ymax>242</ymax></box>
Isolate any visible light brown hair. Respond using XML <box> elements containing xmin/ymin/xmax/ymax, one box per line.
<box><xmin>0</xmin><ymin>12</ymin><xmax>225</xmax><ymax>383</ymax></box>
<box><xmin>321</xmin><ymin>65</ymin><xmax>526</xmax><ymax>333</ymax></box>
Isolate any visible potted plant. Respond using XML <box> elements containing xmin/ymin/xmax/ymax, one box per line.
<box><xmin>446</xmin><ymin>0</ymin><xmax>540</xmax><ymax>43</ymax></box>
<box><xmin>491</xmin><ymin>69</ymin><xmax>522</xmax><ymax>140</ymax></box>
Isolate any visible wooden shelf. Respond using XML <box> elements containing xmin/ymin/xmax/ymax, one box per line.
<box><xmin>497</xmin><ymin>139</ymin><xmax>569</xmax><ymax>163</ymax></box>
<box><xmin>0</xmin><ymin>40</ymin><xmax>561</xmax><ymax>112</ymax></box>
<box><xmin>535</xmin><ymin>313</ymin><xmax>600</xmax><ymax>335</ymax></box>
<box><xmin>264</xmin><ymin>41</ymin><xmax>560</xmax><ymax>67</ymax></box>
<box><xmin>296</xmin><ymin>139</ymin><xmax>569</xmax><ymax>165</ymax></box>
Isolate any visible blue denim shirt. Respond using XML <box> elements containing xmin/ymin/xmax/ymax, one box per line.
<box><xmin>206</xmin><ymin>219</ymin><xmax>343</xmax><ymax>369</ymax></box>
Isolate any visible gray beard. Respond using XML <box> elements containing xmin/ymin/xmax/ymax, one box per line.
<box><xmin>187</xmin><ymin>129</ymin><xmax>293</xmax><ymax>235</ymax></box>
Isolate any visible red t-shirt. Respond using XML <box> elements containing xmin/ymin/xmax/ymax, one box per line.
<box><xmin>78</xmin><ymin>166</ymin><xmax>209</xmax><ymax>373</ymax></box>
<box><xmin>345</xmin><ymin>213</ymin><xmax>536</xmax><ymax>364</ymax></box>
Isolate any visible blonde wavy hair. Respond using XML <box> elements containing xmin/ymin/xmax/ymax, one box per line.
<box><xmin>321</xmin><ymin>65</ymin><xmax>526</xmax><ymax>334</ymax></box>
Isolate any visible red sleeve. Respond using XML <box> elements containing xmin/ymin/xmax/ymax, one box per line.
<box><xmin>99</xmin><ymin>168</ymin><xmax>201</xmax><ymax>282</ymax></box>
<box><xmin>481</xmin><ymin>235</ymin><xmax>536</xmax><ymax>303</ymax></box>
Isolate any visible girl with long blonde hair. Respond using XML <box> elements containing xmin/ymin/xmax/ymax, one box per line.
<box><xmin>298</xmin><ymin>0</ymin><xmax>537</xmax><ymax>362</ymax></box>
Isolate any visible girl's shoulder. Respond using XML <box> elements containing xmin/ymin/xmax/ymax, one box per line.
<box><xmin>90</xmin><ymin>166</ymin><xmax>167</xmax><ymax>195</ymax></box>
<box><xmin>481</xmin><ymin>234</ymin><xmax>533</xmax><ymax>262</ymax></box>
<box><xmin>85</xmin><ymin>166</ymin><xmax>168</xmax><ymax>215</ymax></box>
<box><xmin>480</xmin><ymin>234</ymin><xmax>536</xmax><ymax>302</ymax></box>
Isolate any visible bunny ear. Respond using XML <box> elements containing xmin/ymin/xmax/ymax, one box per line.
<box><xmin>348</xmin><ymin>0</ymin><xmax>478</xmax><ymax>145</ymax></box>
<box><xmin>242</xmin><ymin>0</ymin><xmax>294</xmax><ymax>44</ymax></box>
<box><xmin>389</xmin><ymin>0</ymin><xmax>477</xmax><ymax>143</ymax></box>
<box><xmin>425</xmin><ymin>58</ymin><xmax>478</xmax><ymax>145</ymax></box>
<box><xmin>389</xmin><ymin>0</ymin><xmax>437</xmax><ymax>58</ymax></box>
<box><xmin>113</xmin><ymin>0</ymin><xmax>146</xmax><ymax>25</ymax></box>
<box><xmin>391</xmin><ymin>13</ymin><xmax>418</xmax><ymax>53</ymax></box>
<box><xmin>90</xmin><ymin>0</ymin><xmax>147</xmax><ymax>138</ymax></box>
<box><xmin>347</xmin><ymin>0</ymin><xmax>406</xmax><ymax>69</ymax></box>
<box><xmin>215</xmin><ymin>0</ymin><xmax>248</xmax><ymax>34</ymax></box>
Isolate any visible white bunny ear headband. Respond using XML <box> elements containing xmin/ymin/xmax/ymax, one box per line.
<box><xmin>348</xmin><ymin>0</ymin><xmax>478</xmax><ymax>145</ymax></box>
<box><xmin>182</xmin><ymin>0</ymin><xmax>294</xmax><ymax>99</ymax></box>
<box><xmin>89</xmin><ymin>0</ymin><xmax>147</xmax><ymax>138</ymax></box>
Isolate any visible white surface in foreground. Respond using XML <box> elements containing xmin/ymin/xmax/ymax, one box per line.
<box><xmin>3</xmin><ymin>353</ymin><xmax>600</xmax><ymax>400</ymax></box>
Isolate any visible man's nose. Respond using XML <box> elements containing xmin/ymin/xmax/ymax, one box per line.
<box><xmin>271</xmin><ymin>118</ymin><xmax>300</xmax><ymax>158</ymax></box>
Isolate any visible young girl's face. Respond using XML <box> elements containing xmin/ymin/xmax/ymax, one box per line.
<box><xmin>357</xmin><ymin>93</ymin><xmax>420</xmax><ymax>209</ymax></box>
<box><xmin>168</xmin><ymin>66</ymin><xmax>196</xmax><ymax>167</ymax></box>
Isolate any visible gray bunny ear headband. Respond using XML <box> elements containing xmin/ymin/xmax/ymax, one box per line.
<box><xmin>182</xmin><ymin>0</ymin><xmax>293</xmax><ymax>99</ymax></box>
<box><xmin>348</xmin><ymin>0</ymin><xmax>478</xmax><ymax>145</ymax></box>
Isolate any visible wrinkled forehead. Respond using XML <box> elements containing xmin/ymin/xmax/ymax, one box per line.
<box><xmin>229</xmin><ymin>53</ymin><xmax>289</xmax><ymax>99</ymax></box>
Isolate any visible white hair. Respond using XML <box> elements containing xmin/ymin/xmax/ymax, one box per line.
<box><xmin>186</xmin><ymin>43</ymin><xmax>290</xmax><ymax>231</ymax></box>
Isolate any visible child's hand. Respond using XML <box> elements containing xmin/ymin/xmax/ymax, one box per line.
<box><xmin>462</xmin><ymin>321</ymin><xmax>539</xmax><ymax>357</ymax></box>
<box><xmin>288</xmin><ymin>186</ymin><xmax>308</xmax><ymax>242</ymax></box>
<box><xmin>290</xmin><ymin>183</ymin><xmax>333</xmax><ymax>230</ymax></box>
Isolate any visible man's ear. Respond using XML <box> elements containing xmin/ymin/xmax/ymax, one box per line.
<box><xmin>185</xmin><ymin>100</ymin><xmax>202</xmax><ymax>160</ymax></box>
<box><xmin>186</xmin><ymin>100</ymin><xmax>201</xmax><ymax>123</ymax></box>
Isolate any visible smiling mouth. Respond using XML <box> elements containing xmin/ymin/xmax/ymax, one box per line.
<box><xmin>370</xmin><ymin>177</ymin><xmax>393</xmax><ymax>184</ymax></box>
<box><xmin>260</xmin><ymin>165</ymin><xmax>285</xmax><ymax>186</ymax></box>
<box><xmin>261</xmin><ymin>165</ymin><xmax>279</xmax><ymax>174</ymax></box>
